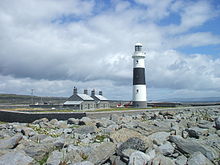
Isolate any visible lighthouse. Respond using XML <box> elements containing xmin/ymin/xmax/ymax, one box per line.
<box><xmin>132</xmin><ymin>43</ymin><xmax>147</xmax><ymax>108</ymax></box>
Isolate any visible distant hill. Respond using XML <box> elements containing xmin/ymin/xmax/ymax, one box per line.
<box><xmin>0</xmin><ymin>93</ymin><xmax>67</xmax><ymax>104</ymax></box>
<box><xmin>156</xmin><ymin>97</ymin><xmax>220</xmax><ymax>103</ymax></box>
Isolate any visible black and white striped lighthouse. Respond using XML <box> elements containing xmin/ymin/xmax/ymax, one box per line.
<box><xmin>132</xmin><ymin>43</ymin><xmax>147</xmax><ymax>108</ymax></box>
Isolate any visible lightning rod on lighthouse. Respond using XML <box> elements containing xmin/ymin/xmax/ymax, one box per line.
<box><xmin>132</xmin><ymin>43</ymin><xmax>147</xmax><ymax>108</ymax></box>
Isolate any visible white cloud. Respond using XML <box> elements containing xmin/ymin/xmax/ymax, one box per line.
<box><xmin>147</xmin><ymin>50</ymin><xmax>220</xmax><ymax>91</ymax></box>
<box><xmin>166</xmin><ymin>1</ymin><xmax>218</xmax><ymax>34</ymax></box>
<box><xmin>0</xmin><ymin>0</ymin><xmax>220</xmax><ymax>100</ymax></box>
<box><xmin>168</xmin><ymin>32</ymin><xmax>220</xmax><ymax>48</ymax></box>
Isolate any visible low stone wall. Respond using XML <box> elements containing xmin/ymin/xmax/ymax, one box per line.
<box><xmin>1</xmin><ymin>105</ymin><xmax>219</xmax><ymax>123</ymax></box>
<box><xmin>0</xmin><ymin>110</ymin><xmax>86</xmax><ymax>123</ymax></box>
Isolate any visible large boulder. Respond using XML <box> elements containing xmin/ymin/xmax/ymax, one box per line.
<box><xmin>72</xmin><ymin>161</ymin><xmax>94</xmax><ymax>165</ymax></box>
<box><xmin>110</xmin><ymin>128</ymin><xmax>151</xmax><ymax>146</ymax></box>
<box><xmin>185</xmin><ymin>127</ymin><xmax>208</xmax><ymax>139</ymax></box>
<box><xmin>46</xmin><ymin>150</ymin><xmax>63</xmax><ymax>165</ymax></box>
<box><xmin>0</xmin><ymin>151</ymin><xmax>34</xmax><ymax>165</ymax></box>
<box><xmin>24</xmin><ymin>143</ymin><xmax>54</xmax><ymax>161</ymax></box>
<box><xmin>32</xmin><ymin>118</ymin><xmax>49</xmax><ymax>124</ymax></box>
<box><xmin>0</xmin><ymin>134</ymin><xmax>23</xmax><ymax>149</ymax></box>
<box><xmin>156</xmin><ymin>142</ymin><xmax>174</xmax><ymax>156</ymax></box>
<box><xmin>64</xmin><ymin>150</ymin><xmax>83</xmax><ymax>164</ymax></box>
<box><xmin>117</xmin><ymin>137</ymin><xmax>147</xmax><ymax>157</ymax></box>
<box><xmin>175</xmin><ymin>155</ymin><xmax>187</xmax><ymax>165</ymax></box>
<box><xmin>87</xmin><ymin>142</ymin><xmax>116</xmax><ymax>164</ymax></box>
<box><xmin>128</xmin><ymin>151</ymin><xmax>152</xmax><ymax>165</ymax></box>
<box><xmin>215</xmin><ymin>117</ymin><xmax>220</xmax><ymax>130</ymax></box>
<box><xmin>74</xmin><ymin>125</ymin><xmax>97</xmax><ymax>135</ymax></box>
<box><xmin>148</xmin><ymin>132</ymin><xmax>170</xmax><ymax>145</ymax></box>
<box><xmin>67</xmin><ymin>118</ymin><xmax>80</xmax><ymax>125</ymax></box>
<box><xmin>169</xmin><ymin>135</ymin><xmax>219</xmax><ymax>161</ymax></box>
<box><xmin>148</xmin><ymin>154</ymin><xmax>175</xmax><ymax>165</ymax></box>
<box><xmin>79</xmin><ymin>117</ymin><xmax>93</xmax><ymax>125</ymax></box>
<box><xmin>187</xmin><ymin>152</ymin><xmax>214</xmax><ymax>165</ymax></box>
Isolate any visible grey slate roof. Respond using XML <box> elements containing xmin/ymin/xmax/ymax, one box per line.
<box><xmin>78</xmin><ymin>94</ymin><xmax>94</xmax><ymax>101</ymax></box>
<box><xmin>93</xmin><ymin>95</ymin><xmax>108</xmax><ymax>101</ymax></box>
<box><xmin>63</xmin><ymin>101</ymin><xmax>83</xmax><ymax>105</ymax></box>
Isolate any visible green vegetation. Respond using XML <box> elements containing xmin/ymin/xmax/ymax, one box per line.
<box><xmin>37</xmin><ymin>153</ymin><xmax>49</xmax><ymax>165</ymax></box>
<box><xmin>95</xmin><ymin>134</ymin><xmax>109</xmax><ymax>143</ymax></box>
<box><xmin>28</xmin><ymin>125</ymin><xmax>62</xmax><ymax>138</ymax></box>
<box><xmin>80</xmin><ymin>153</ymin><xmax>89</xmax><ymax>160</ymax></box>
<box><xmin>0</xmin><ymin>121</ymin><xmax>7</xmax><ymax>124</ymax></box>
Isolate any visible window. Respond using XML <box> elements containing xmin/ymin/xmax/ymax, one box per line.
<box><xmin>136</xmin><ymin>89</ymin><xmax>139</xmax><ymax>93</ymax></box>
<box><xmin>136</xmin><ymin>60</ymin><xmax>138</xmax><ymax>64</ymax></box>
<box><xmin>135</xmin><ymin>46</ymin><xmax>142</xmax><ymax>51</ymax></box>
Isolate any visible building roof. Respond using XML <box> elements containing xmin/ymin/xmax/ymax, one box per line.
<box><xmin>94</xmin><ymin>94</ymin><xmax>108</xmax><ymax>101</ymax></box>
<box><xmin>78</xmin><ymin>94</ymin><xmax>94</xmax><ymax>101</ymax></box>
<box><xmin>64</xmin><ymin>101</ymin><xmax>83</xmax><ymax>105</ymax></box>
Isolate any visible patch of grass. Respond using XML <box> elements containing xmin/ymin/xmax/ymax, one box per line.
<box><xmin>28</xmin><ymin>125</ymin><xmax>62</xmax><ymax>138</ymax></box>
<box><xmin>80</xmin><ymin>153</ymin><xmax>89</xmax><ymax>160</ymax></box>
<box><xmin>95</xmin><ymin>135</ymin><xmax>109</xmax><ymax>143</ymax></box>
<box><xmin>37</xmin><ymin>153</ymin><xmax>49</xmax><ymax>165</ymax></box>
<box><xmin>0</xmin><ymin>121</ymin><xmax>7</xmax><ymax>124</ymax></box>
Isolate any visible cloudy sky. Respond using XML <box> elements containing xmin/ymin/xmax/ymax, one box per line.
<box><xmin>0</xmin><ymin>0</ymin><xmax>220</xmax><ymax>101</ymax></box>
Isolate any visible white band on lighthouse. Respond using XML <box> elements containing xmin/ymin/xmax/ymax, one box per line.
<box><xmin>132</xmin><ymin>43</ymin><xmax>147</xmax><ymax>108</ymax></box>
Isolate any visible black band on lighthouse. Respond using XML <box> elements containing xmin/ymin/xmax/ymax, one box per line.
<box><xmin>133</xmin><ymin>68</ymin><xmax>146</xmax><ymax>85</ymax></box>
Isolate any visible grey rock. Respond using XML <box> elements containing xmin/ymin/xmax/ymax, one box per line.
<box><xmin>0</xmin><ymin>151</ymin><xmax>34</xmax><ymax>165</ymax></box>
<box><xmin>64</xmin><ymin>150</ymin><xmax>83</xmax><ymax>163</ymax></box>
<box><xmin>110</xmin><ymin>114</ymin><xmax>121</xmax><ymax>124</ymax></box>
<box><xmin>169</xmin><ymin>135</ymin><xmax>219</xmax><ymax>161</ymax></box>
<box><xmin>175</xmin><ymin>155</ymin><xmax>187</xmax><ymax>165</ymax></box>
<box><xmin>32</xmin><ymin>118</ymin><xmax>49</xmax><ymax>124</ymax></box>
<box><xmin>157</xmin><ymin>142</ymin><xmax>174</xmax><ymax>156</ymax></box>
<box><xmin>186</xmin><ymin>127</ymin><xmax>209</xmax><ymax>139</ymax></box>
<box><xmin>46</xmin><ymin>150</ymin><xmax>63</xmax><ymax>165</ymax></box>
<box><xmin>24</xmin><ymin>143</ymin><xmax>54</xmax><ymax>161</ymax></box>
<box><xmin>79</xmin><ymin>117</ymin><xmax>93</xmax><ymax>125</ymax></box>
<box><xmin>21</xmin><ymin>127</ymin><xmax>35</xmax><ymax>137</ymax></box>
<box><xmin>182</xmin><ymin>130</ymin><xmax>189</xmax><ymax>139</ymax></box>
<box><xmin>63</xmin><ymin>128</ymin><xmax>72</xmax><ymax>134</ymax></box>
<box><xmin>96</xmin><ymin>119</ymin><xmax>116</xmax><ymax>128</ymax></box>
<box><xmin>121</xmin><ymin>149</ymin><xmax>138</xmax><ymax>158</ymax></box>
<box><xmin>187</xmin><ymin>152</ymin><xmax>214</xmax><ymax>165</ymax></box>
<box><xmin>185</xmin><ymin>128</ymin><xmax>200</xmax><ymax>139</ymax></box>
<box><xmin>128</xmin><ymin>151</ymin><xmax>152</xmax><ymax>165</ymax></box>
<box><xmin>215</xmin><ymin>117</ymin><xmax>220</xmax><ymax>129</ymax></box>
<box><xmin>68</xmin><ymin>118</ymin><xmax>80</xmax><ymax>125</ymax></box>
<box><xmin>216</xmin><ymin>130</ymin><xmax>220</xmax><ymax>137</ymax></box>
<box><xmin>0</xmin><ymin>134</ymin><xmax>23</xmax><ymax>149</ymax></box>
<box><xmin>29</xmin><ymin>134</ymin><xmax>49</xmax><ymax>142</ymax></box>
<box><xmin>49</xmin><ymin>119</ymin><xmax>59</xmax><ymax>125</ymax></box>
<box><xmin>198</xmin><ymin>120</ymin><xmax>213</xmax><ymax>129</ymax></box>
<box><xmin>72</xmin><ymin>161</ymin><xmax>94</xmax><ymax>165</ymax></box>
<box><xmin>74</xmin><ymin>125</ymin><xmax>96</xmax><ymax>135</ymax></box>
<box><xmin>111</xmin><ymin>156</ymin><xmax>126</xmax><ymax>165</ymax></box>
<box><xmin>148</xmin><ymin>132</ymin><xmax>170</xmax><ymax>145</ymax></box>
<box><xmin>56</xmin><ymin>121</ymin><xmax>68</xmax><ymax>128</ymax></box>
<box><xmin>87</xmin><ymin>142</ymin><xmax>116</xmax><ymax>164</ymax></box>
<box><xmin>148</xmin><ymin>154</ymin><xmax>175</xmax><ymax>165</ymax></box>
<box><xmin>117</xmin><ymin>137</ymin><xmax>147</xmax><ymax>157</ymax></box>
<box><xmin>0</xmin><ymin>149</ymin><xmax>10</xmax><ymax>157</ymax></box>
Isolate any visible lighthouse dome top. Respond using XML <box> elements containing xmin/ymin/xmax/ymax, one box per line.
<box><xmin>135</xmin><ymin>43</ymin><xmax>143</xmax><ymax>52</ymax></box>
<box><xmin>135</xmin><ymin>43</ymin><xmax>142</xmax><ymax>46</ymax></box>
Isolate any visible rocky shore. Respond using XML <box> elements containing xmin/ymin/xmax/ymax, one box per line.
<box><xmin>0</xmin><ymin>106</ymin><xmax>220</xmax><ymax>165</ymax></box>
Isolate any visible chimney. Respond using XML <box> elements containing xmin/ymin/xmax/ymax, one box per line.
<box><xmin>99</xmin><ymin>91</ymin><xmax>103</xmax><ymax>96</ymax></box>
<box><xmin>84</xmin><ymin>89</ymin><xmax>88</xmax><ymax>95</ymax></box>
<box><xmin>91</xmin><ymin>89</ymin><xmax>95</xmax><ymax>96</ymax></box>
<box><xmin>73</xmin><ymin>86</ymin><xmax>77</xmax><ymax>95</ymax></box>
